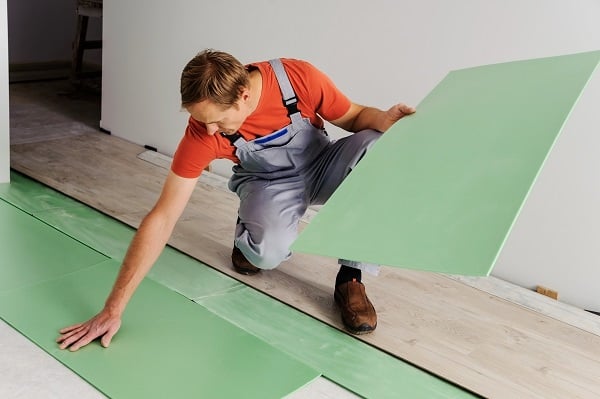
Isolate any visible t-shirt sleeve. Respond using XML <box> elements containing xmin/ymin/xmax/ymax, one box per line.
<box><xmin>171</xmin><ymin>118</ymin><xmax>218</xmax><ymax>178</ymax></box>
<box><xmin>297</xmin><ymin>60</ymin><xmax>352</xmax><ymax>122</ymax></box>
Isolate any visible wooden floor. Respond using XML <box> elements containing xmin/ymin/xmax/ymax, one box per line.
<box><xmin>9</xmin><ymin>80</ymin><xmax>600</xmax><ymax>399</ymax></box>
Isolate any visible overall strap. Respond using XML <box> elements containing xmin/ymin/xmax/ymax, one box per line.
<box><xmin>269</xmin><ymin>58</ymin><xmax>303</xmax><ymax>125</ymax></box>
<box><xmin>221</xmin><ymin>132</ymin><xmax>244</xmax><ymax>147</ymax></box>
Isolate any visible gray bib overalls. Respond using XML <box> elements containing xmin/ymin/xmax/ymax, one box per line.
<box><xmin>229</xmin><ymin>59</ymin><xmax>381</xmax><ymax>274</ymax></box>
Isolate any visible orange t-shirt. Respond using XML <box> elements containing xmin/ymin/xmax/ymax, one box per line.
<box><xmin>171</xmin><ymin>59</ymin><xmax>352</xmax><ymax>178</ymax></box>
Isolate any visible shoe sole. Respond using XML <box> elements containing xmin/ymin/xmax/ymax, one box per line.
<box><xmin>345</xmin><ymin>324</ymin><xmax>377</xmax><ymax>335</ymax></box>
<box><xmin>233</xmin><ymin>266</ymin><xmax>261</xmax><ymax>276</ymax></box>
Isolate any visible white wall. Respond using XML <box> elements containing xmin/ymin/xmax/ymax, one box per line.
<box><xmin>102</xmin><ymin>0</ymin><xmax>600</xmax><ymax>172</ymax></box>
<box><xmin>101</xmin><ymin>0</ymin><xmax>600</xmax><ymax>309</ymax></box>
<box><xmin>492</xmin><ymin>70</ymin><xmax>600</xmax><ymax>310</ymax></box>
<box><xmin>1</xmin><ymin>0</ymin><xmax>9</xmax><ymax>183</ymax></box>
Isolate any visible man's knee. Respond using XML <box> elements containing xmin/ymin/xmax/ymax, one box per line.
<box><xmin>239</xmin><ymin>244</ymin><xmax>290</xmax><ymax>270</ymax></box>
<box><xmin>353</xmin><ymin>129</ymin><xmax>382</xmax><ymax>150</ymax></box>
<box><xmin>248</xmin><ymin>249</ymin><xmax>289</xmax><ymax>270</ymax></box>
<box><xmin>340</xmin><ymin>129</ymin><xmax>382</xmax><ymax>170</ymax></box>
<box><xmin>235</xmin><ymin>229</ymin><xmax>295</xmax><ymax>270</ymax></box>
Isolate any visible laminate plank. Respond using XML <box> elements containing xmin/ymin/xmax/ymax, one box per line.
<box><xmin>449</xmin><ymin>274</ymin><xmax>600</xmax><ymax>336</ymax></box>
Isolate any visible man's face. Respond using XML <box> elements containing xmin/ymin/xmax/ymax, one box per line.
<box><xmin>186</xmin><ymin>96</ymin><xmax>250</xmax><ymax>136</ymax></box>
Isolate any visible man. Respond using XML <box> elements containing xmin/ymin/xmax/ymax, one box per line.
<box><xmin>57</xmin><ymin>50</ymin><xmax>415</xmax><ymax>351</ymax></box>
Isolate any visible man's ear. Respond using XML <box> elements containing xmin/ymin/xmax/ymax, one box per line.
<box><xmin>239</xmin><ymin>87</ymin><xmax>251</xmax><ymax>102</ymax></box>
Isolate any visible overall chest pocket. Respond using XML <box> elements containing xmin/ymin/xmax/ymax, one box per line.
<box><xmin>235</xmin><ymin>121</ymin><xmax>329</xmax><ymax>174</ymax></box>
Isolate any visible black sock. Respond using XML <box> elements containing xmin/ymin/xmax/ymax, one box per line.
<box><xmin>335</xmin><ymin>265</ymin><xmax>362</xmax><ymax>287</ymax></box>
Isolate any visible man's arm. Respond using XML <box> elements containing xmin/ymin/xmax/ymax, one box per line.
<box><xmin>330</xmin><ymin>102</ymin><xmax>415</xmax><ymax>133</ymax></box>
<box><xmin>56</xmin><ymin>171</ymin><xmax>198</xmax><ymax>351</ymax></box>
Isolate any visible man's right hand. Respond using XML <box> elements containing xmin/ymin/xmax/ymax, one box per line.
<box><xmin>56</xmin><ymin>309</ymin><xmax>122</xmax><ymax>351</ymax></box>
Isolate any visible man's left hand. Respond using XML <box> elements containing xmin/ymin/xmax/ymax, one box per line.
<box><xmin>386</xmin><ymin>103</ymin><xmax>416</xmax><ymax>124</ymax></box>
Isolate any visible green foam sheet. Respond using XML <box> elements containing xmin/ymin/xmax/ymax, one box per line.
<box><xmin>293</xmin><ymin>51</ymin><xmax>600</xmax><ymax>275</ymax></box>
<box><xmin>31</xmin><ymin>201</ymin><xmax>243</xmax><ymax>299</ymax></box>
<box><xmin>0</xmin><ymin>199</ymin><xmax>318</xmax><ymax>398</ymax></box>
<box><xmin>2</xmin><ymin>172</ymin><xmax>241</xmax><ymax>300</ymax></box>
<box><xmin>0</xmin><ymin>171</ymin><xmax>80</xmax><ymax>214</ymax></box>
<box><xmin>196</xmin><ymin>286</ymin><xmax>475</xmax><ymax>399</ymax></box>
<box><xmin>0</xmin><ymin>199</ymin><xmax>107</xmax><ymax>293</ymax></box>
<box><xmin>0</xmin><ymin>261</ymin><xmax>318</xmax><ymax>399</ymax></box>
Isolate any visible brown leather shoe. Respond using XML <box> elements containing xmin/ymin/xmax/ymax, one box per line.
<box><xmin>231</xmin><ymin>246</ymin><xmax>260</xmax><ymax>276</ymax></box>
<box><xmin>334</xmin><ymin>279</ymin><xmax>377</xmax><ymax>334</ymax></box>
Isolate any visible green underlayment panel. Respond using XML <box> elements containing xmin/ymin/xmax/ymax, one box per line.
<box><xmin>0</xmin><ymin>260</ymin><xmax>319</xmax><ymax>399</ymax></box>
<box><xmin>1</xmin><ymin>173</ymin><xmax>477</xmax><ymax>398</ymax></box>
<box><xmin>196</xmin><ymin>286</ymin><xmax>476</xmax><ymax>399</ymax></box>
<box><xmin>0</xmin><ymin>199</ymin><xmax>107</xmax><ymax>293</ymax></box>
<box><xmin>1</xmin><ymin>171</ymin><xmax>242</xmax><ymax>299</ymax></box>
<box><xmin>293</xmin><ymin>50</ymin><xmax>600</xmax><ymax>276</ymax></box>
<box><xmin>32</xmin><ymin>201</ymin><xmax>243</xmax><ymax>299</ymax></box>
<box><xmin>0</xmin><ymin>171</ymin><xmax>81</xmax><ymax>214</ymax></box>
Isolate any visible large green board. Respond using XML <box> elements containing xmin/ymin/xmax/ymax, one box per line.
<box><xmin>293</xmin><ymin>51</ymin><xmax>600</xmax><ymax>275</ymax></box>
<box><xmin>0</xmin><ymin>198</ymin><xmax>319</xmax><ymax>399</ymax></box>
